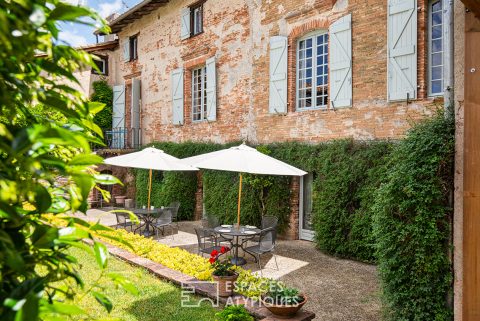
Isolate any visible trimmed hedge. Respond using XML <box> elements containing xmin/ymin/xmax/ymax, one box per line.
<box><xmin>372</xmin><ymin>111</ymin><xmax>454</xmax><ymax>320</ymax></box>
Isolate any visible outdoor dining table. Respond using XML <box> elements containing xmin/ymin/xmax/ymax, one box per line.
<box><xmin>213</xmin><ymin>225</ymin><xmax>261</xmax><ymax>266</ymax></box>
<box><xmin>133</xmin><ymin>208</ymin><xmax>162</xmax><ymax>237</ymax></box>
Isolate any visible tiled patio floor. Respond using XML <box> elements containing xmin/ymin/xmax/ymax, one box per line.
<box><xmin>78</xmin><ymin>209</ymin><xmax>382</xmax><ymax>321</ymax></box>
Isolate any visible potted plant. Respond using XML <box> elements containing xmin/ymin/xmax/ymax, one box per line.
<box><xmin>215</xmin><ymin>305</ymin><xmax>253</xmax><ymax>321</ymax></box>
<box><xmin>210</xmin><ymin>246</ymin><xmax>238</xmax><ymax>297</ymax></box>
<box><xmin>261</xmin><ymin>281</ymin><xmax>307</xmax><ymax>318</ymax></box>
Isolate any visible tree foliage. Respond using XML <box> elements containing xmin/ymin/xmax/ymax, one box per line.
<box><xmin>0</xmin><ymin>1</ymin><xmax>135</xmax><ymax>320</ymax></box>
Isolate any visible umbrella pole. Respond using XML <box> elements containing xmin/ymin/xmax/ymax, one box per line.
<box><xmin>147</xmin><ymin>168</ymin><xmax>152</xmax><ymax>210</ymax></box>
<box><xmin>237</xmin><ymin>173</ymin><xmax>242</xmax><ymax>226</ymax></box>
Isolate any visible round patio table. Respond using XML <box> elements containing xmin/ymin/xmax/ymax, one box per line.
<box><xmin>133</xmin><ymin>208</ymin><xmax>161</xmax><ymax>237</ymax></box>
<box><xmin>213</xmin><ymin>225</ymin><xmax>261</xmax><ymax>266</ymax></box>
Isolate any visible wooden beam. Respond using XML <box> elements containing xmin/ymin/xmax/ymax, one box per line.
<box><xmin>463</xmin><ymin>11</ymin><xmax>480</xmax><ymax>321</ymax></box>
<box><xmin>461</xmin><ymin>0</ymin><xmax>480</xmax><ymax>17</ymax></box>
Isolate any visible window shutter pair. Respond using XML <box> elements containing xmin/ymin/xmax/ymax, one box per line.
<box><xmin>113</xmin><ymin>85</ymin><xmax>126</xmax><ymax>128</ymax></box>
<box><xmin>171</xmin><ymin>57</ymin><xmax>216</xmax><ymax>124</ymax></box>
<box><xmin>267</xmin><ymin>14</ymin><xmax>353</xmax><ymax>113</ymax></box>
<box><xmin>387</xmin><ymin>0</ymin><xmax>417</xmax><ymax>101</ymax></box>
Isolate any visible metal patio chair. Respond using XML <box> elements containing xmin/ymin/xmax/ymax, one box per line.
<box><xmin>115</xmin><ymin>212</ymin><xmax>135</xmax><ymax>232</ymax></box>
<box><xmin>194</xmin><ymin>227</ymin><xmax>226</xmax><ymax>257</ymax></box>
<box><xmin>243</xmin><ymin>227</ymin><xmax>279</xmax><ymax>274</ymax></box>
<box><xmin>152</xmin><ymin>208</ymin><xmax>174</xmax><ymax>239</ymax></box>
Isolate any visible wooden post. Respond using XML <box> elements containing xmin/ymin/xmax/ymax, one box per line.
<box><xmin>147</xmin><ymin>168</ymin><xmax>152</xmax><ymax>210</ymax></box>
<box><xmin>463</xmin><ymin>11</ymin><xmax>480</xmax><ymax>321</ymax></box>
<box><xmin>237</xmin><ymin>173</ymin><xmax>243</xmax><ymax>226</ymax></box>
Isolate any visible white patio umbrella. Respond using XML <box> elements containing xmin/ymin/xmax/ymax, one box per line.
<box><xmin>104</xmin><ymin>147</ymin><xmax>198</xmax><ymax>209</ymax></box>
<box><xmin>182</xmin><ymin>144</ymin><xmax>307</xmax><ymax>226</ymax></box>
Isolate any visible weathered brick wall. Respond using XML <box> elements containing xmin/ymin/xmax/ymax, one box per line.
<box><xmin>107</xmin><ymin>0</ymin><xmax>438</xmax><ymax>145</ymax></box>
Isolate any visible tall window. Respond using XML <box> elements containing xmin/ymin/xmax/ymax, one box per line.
<box><xmin>429</xmin><ymin>0</ymin><xmax>443</xmax><ymax>96</ymax></box>
<box><xmin>192</xmin><ymin>66</ymin><xmax>207</xmax><ymax>121</ymax></box>
<box><xmin>297</xmin><ymin>31</ymin><xmax>329</xmax><ymax>110</ymax></box>
<box><xmin>129</xmin><ymin>35</ymin><xmax>138</xmax><ymax>61</ymax></box>
<box><xmin>190</xmin><ymin>2</ymin><xmax>203</xmax><ymax>36</ymax></box>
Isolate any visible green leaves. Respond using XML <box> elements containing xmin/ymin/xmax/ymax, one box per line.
<box><xmin>0</xmin><ymin>1</ymin><xmax>119</xmax><ymax>320</ymax></box>
<box><xmin>372</xmin><ymin>110</ymin><xmax>454</xmax><ymax>320</ymax></box>
<box><xmin>93</xmin><ymin>242</ymin><xmax>109</xmax><ymax>269</ymax></box>
<box><xmin>91</xmin><ymin>291</ymin><xmax>113</xmax><ymax>313</ymax></box>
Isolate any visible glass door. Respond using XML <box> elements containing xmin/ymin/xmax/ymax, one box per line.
<box><xmin>299</xmin><ymin>174</ymin><xmax>315</xmax><ymax>241</ymax></box>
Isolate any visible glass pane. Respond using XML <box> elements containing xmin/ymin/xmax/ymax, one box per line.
<box><xmin>431</xmin><ymin>80</ymin><xmax>442</xmax><ymax>94</ymax></box>
<box><xmin>432</xmin><ymin>12</ymin><xmax>442</xmax><ymax>25</ymax></box>
<box><xmin>432</xmin><ymin>66</ymin><xmax>442</xmax><ymax>80</ymax></box>
<box><xmin>432</xmin><ymin>52</ymin><xmax>442</xmax><ymax>66</ymax></box>
<box><xmin>299</xmin><ymin>40</ymin><xmax>305</xmax><ymax>50</ymax></box>
<box><xmin>432</xmin><ymin>0</ymin><xmax>442</xmax><ymax>12</ymax></box>
<box><xmin>432</xmin><ymin>39</ymin><xmax>442</xmax><ymax>52</ymax></box>
<box><xmin>317</xmin><ymin>56</ymin><xmax>324</xmax><ymax>66</ymax></box>
<box><xmin>306</xmin><ymin>38</ymin><xmax>312</xmax><ymax>47</ymax></box>
<box><xmin>306</xmin><ymin>69</ymin><xmax>312</xmax><ymax>78</ymax></box>
<box><xmin>306</xmin><ymin>48</ymin><xmax>312</xmax><ymax>58</ymax></box>
<box><xmin>432</xmin><ymin>25</ymin><xmax>442</xmax><ymax>39</ymax></box>
<box><xmin>302</xmin><ymin>174</ymin><xmax>313</xmax><ymax>231</ymax></box>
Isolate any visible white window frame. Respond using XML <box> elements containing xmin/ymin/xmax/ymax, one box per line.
<box><xmin>296</xmin><ymin>30</ymin><xmax>329</xmax><ymax>111</ymax></box>
<box><xmin>192</xmin><ymin>66</ymin><xmax>207</xmax><ymax>122</ymax></box>
<box><xmin>192</xmin><ymin>5</ymin><xmax>203</xmax><ymax>35</ymax></box>
<box><xmin>428</xmin><ymin>0</ymin><xmax>444</xmax><ymax>96</ymax></box>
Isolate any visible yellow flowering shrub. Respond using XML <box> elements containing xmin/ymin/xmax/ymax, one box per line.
<box><xmin>45</xmin><ymin>214</ymin><xmax>269</xmax><ymax>297</ymax></box>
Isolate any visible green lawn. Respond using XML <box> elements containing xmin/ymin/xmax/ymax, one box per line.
<box><xmin>67</xmin><ymin>247</ymin><xmax>219</xmax><ymax>321</ymax></box>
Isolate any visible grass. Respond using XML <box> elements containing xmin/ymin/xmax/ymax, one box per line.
<box><xmin>68</xmin><ymin>247</ymin><xmax>219</xmax><ymax>321</ymax></box>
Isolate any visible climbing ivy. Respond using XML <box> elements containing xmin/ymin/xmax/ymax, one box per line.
<box><xmin>372</xmin><ymin>110</ymin><xmax>454</xmax><ymax>320</ymax></box>
<box><xmin>91</xmin><ymin>80</ymin><xmax>113</xmax><ymax>130</ymax></box>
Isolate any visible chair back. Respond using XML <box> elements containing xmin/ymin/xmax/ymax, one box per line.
<box><xmin>158</xmin><ymin>208</ymin><xmax>172</xmax><ymax>223</ymax></box>
<box><xmin>259</xmin><ymin>227</ymin><xmax>276</xmax><ymax>252</ymax></box>
<box><xmin>206</xmin><ymin>214</ymin><xmax>220</xmax><ymax>228</ymax></box>
<box><xmin>261</xmin><ymin>216</ymin><xmax>278</xmax><ymax>229</ymax></box>
<box><xmin>194</xmin><ymin>227</ymin><xmax>214</xmax><ymax>250</ymax></box>
<box><xmin>168</xmin><ymin>201</ymin><xmax>180</xmax><ymax>220</ymax></box>
<box><xmin>116</xmin><ymin>213</ymin><xmax>127</xmax><ymax>225</ymax></box>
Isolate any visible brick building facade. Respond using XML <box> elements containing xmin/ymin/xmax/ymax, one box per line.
<box><xmin>95</xmin><ymin>0</ymin><xmax>446</xmax><ymax>240</ymax></box>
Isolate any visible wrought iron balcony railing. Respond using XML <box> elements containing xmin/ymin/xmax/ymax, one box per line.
<box><xmin>101</xmin><ymin>127</ymin><xmax>142</xmax><ymax>150</ymax></box>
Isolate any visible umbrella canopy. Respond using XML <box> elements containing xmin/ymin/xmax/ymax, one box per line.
<box><xmin>183</xmin><ymin>144</ymin><xmax>307</xmax><ymax>227</ymax></box>
<box><xmin>104</xmin><ymin>147</ymin><xmax>198</xmax><ymax>171</ymax></box>
<box><xmin>182</xmin><ymin>144</ymin><xmax>307</xmax><ymax>176</ymax></box>
<box><xmin>104</xmin><ymin>147</ymin><xmax>197</xmax><ymax>209</ymax></box>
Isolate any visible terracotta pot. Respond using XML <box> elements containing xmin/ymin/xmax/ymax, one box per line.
<box><xmin>115</xmin><ymin>196</ymin><xmax>126</xmax><ymax>205</ymax></box>
<box><xmin>212</xmin><ymin>273</ymin><xmax>238</xmax><ymax>297</ymax></box>
<box><xmin>261</xmin><ymin>294</ymin><xmax>307</xmax><ymax>319</ymax></box>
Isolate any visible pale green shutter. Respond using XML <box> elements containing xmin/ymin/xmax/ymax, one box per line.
<box><xmin>329</xmin><ymin>14</ymin><xmax>352</xmax><ymax>108</ymax></box>
<box><xmin>112</xmin><ymin>85</ymin><xmax>125</xmax><ymax>128</ymax></box>
<box><xmin>180</xmin><ymin>8</ymin><xmax>190</xmax><ymax>40</ymax></box>
<box><xmin>131</xmin><ymin>78</ymin><xmax>141</xmax><ymax>147</ymax></box>
<box><xmin>269</xmin><ymin>36</ymin><xmax>288</xmax><ymax>114</ymax></box>
<box><xmin>206</xmin><ymin>57</ymin><xmax>216</xmax><ymax>121</ymax></box>
<box><xmin>387</xmin><ymin>0</ymin><xmax>417</xmax><ymax>101</ymax></box>
<box><xmin>171</xmin><ymin>68</ymin><xmax>184</xmax><ymax>125</ymax></box>
<box><xmin>123</xmin><ymin>40</ymin><xmax>130</xmax><ymax>62</ymax></box>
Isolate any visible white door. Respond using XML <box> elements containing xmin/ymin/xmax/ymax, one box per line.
<box><xmin>299</xmin><ymin>174</ymin><xmax>315</xmax><ymax>241</ymax></box>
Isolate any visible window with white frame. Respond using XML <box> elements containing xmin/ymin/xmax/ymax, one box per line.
<box><xmin>192</xmin><ymin>66</ymin><xmax>207</xmax><ymax>121</ymax></box>
<box><xmin>429</xmin><ymin>0</ymin><xmax>443</xmax><ymax>96</ymax></box>
<box><xmin>297</xmin><ymin>31</ymin><xmax>329</xmax><ymax>110</ymax></box>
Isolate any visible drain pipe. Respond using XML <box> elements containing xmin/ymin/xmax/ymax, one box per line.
<box><xmin>443</xmin><ymin>0</ymin><xmax>454</xmax><ymax>112</ymax></box>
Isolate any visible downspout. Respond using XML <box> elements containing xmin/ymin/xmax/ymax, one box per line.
<box><xmin>444</xmin><ymin>0</ymin><xmax>455</xmax><ymax>113</ymax></box>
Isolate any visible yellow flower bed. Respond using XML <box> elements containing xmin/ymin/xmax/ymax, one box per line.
<box><xmin>44</xmin><ymin>214</ymin><xmax>269</xmax><ymax>297</ymax></box>
<box><xmin>101</xmin><ymin>228</ymin><xmax>214</xmax><ymax>281</ymax></box>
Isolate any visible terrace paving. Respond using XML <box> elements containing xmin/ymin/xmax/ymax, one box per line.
<box><xmin>79</xmin><ymin>209</ymin><xmax>382</xmax><ymax>321</ymax></box>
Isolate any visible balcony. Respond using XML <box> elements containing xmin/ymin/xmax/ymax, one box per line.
<box><xmin>96</xmin><ymin>127</ymin><xmax>142</xmax><ymax>150</ymax></box>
